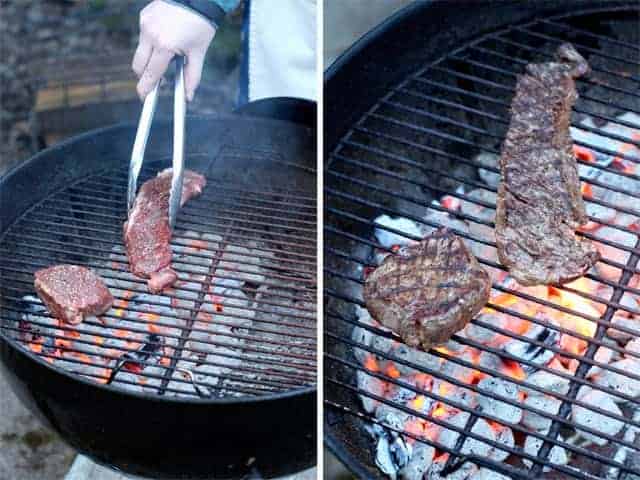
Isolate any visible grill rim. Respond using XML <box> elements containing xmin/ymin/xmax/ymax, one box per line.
<box><xmin>0</xmin><ymin>115</ymin><xmax>318</xmax><ymax>405</ymax></box>
<box><xmin>323</xmin><ymin>1</ymin><xmax>640</xmax><ymax>479</ymax></box>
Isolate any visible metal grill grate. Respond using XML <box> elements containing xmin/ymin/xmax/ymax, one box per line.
<box><xmin>0</xmin><ymin>150</ymin><xmax>317</xmax><ymax>399</ymax></box>
<box><xmin>325</xmin><ymin>8</ymin><xmax>640</xmax><ymax>480</ymax></box>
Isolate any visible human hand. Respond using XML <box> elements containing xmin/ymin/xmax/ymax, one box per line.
<box><xmin>132</xmin><ymin>0</ymin><xmax>216</xmax><ymax>101</ymax></box>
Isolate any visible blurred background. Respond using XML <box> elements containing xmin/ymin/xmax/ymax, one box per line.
<box><xmin>0</xmin><ymin>0</ymin><xmax>243</xmax><ymax>178</ymax></box>
<box><xmin>0</xmin><ymin>1</ymin><xmax>242</xmax><ymax>478</ymax></box>
<box><xmin>323</xmin><ymin>1</ymin><xmax>414</xmax><ymax>479</ymax></box>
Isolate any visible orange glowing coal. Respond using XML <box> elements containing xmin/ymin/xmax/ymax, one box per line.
<box><xmin>501</xmin><ymin>359</ymin><xmax>526</xmax><ymax>381</ymax></box>
<box><xmin>188</xmin><ymin>239</ymin><xmax>208</xmax><ymax>251</ymax></box>
<box><xmin>438</xmin><ymin>382</ymin><xmax>453</xmax><ymax>396</ymax></box>
<box><xmin>573</xmin><ymin>145</ymin><xmax>596</xmax><ymax>163</ymax></box>
<box><xmin>364</xmin><ymin>354</ymin><xmax>379</xmax><ymax>372</ymax></box>
<box><xmin>432</xmin><ymin>403</ymin><xmax>448</xmax><ymax>418</ymax></box>
<box><xmin>384</xmin><ymin>362</ymin><xmax>401</xmax><ymax>379</ymax></box>
<box><xmin>411</xmin><ymin>395</ymin><xmax>426</xmax><ymax>410</ymax></box>
<box><xmin>581</xmin><ymin>182</ymin><xmax>593</xmax><ymax>198</ymax></box>
<box><xmin>113</xmin><ymin>291</ymin><xmax>134</xmax><ymax>318</ymax></box>
<box><xmin>441</xmin><ymin>195</ymin><xmax>461</xmax><ymax>211</ymax></box>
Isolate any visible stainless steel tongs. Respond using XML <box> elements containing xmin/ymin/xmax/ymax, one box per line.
<box><xmin>127</xmin><ymin>56</ymin><xmax>186</xmax><ymax>229</ymax></box>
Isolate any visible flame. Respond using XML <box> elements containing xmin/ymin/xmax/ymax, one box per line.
<box><xmin>547</xmin><ymin>278</ymin><xmax>598</xmax><ymax>356</ymax></box>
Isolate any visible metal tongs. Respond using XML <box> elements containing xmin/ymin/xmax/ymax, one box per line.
<box><xmin>127</xmin><ymin>56</ymin><xmax>186</xmax><ymax>229</ymax></box>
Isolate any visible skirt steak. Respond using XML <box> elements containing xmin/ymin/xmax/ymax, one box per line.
<box><xmin>496</xmin><ymin>43</ymin><xmax>599</xmax><ymax>286</ymax></box>
<box><xmin>124</xmin><ymin>168</ymin><xmax>206</xmax><ymax>293</ymax></box>
<box><xmin>364</xmin><ymin>228</ymin><xmax>491</xmax><ymax>351</ymax></box>
<box><xmin>34</xmin><ymin>265</ymin><xmax>114</xmax><ymax>324</ymax></box>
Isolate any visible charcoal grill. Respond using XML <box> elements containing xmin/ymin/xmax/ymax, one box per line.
<box><xmin>325</xmin><ymin>1</ymin><xmax>640</xmax><ymax>479</ymax></box>
<box><xmin>0</xmin><ymin>114</ymin><xmax>316</xmax><ymax>479</ymax></box>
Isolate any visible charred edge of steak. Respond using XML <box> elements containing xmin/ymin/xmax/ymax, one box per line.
<box><xmin>364</xmin><ymin>228</ymin><xmax>491</xmax><ymax>351</ymax></box>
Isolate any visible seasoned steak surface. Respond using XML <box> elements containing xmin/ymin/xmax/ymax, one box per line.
<box><xmin>34</xmin><ymin>265</ymin><xmax>113</xmax><ymax>324</ymax></box>
<box><xmin>496</xmin><ymin>43</ymin><xmax>599</xmax><ymax>286</ymax></box>
<box><xmin>364</xmin><ymin>228</ymin><xmax>491</xmax><ymax>350</ymax></box>
<box><xmin>124</xmin><ymin>168</ymin><xmax>206</xmax><ymax>293</ymax></box>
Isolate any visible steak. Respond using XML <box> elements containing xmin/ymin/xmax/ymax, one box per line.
<box><xmin>34</xmin><ymin>265</ymin><xmax>113</xmax><ymax>324</ymax></box>
<box><xmin>496</xmin><ymin>43</ymin><xmax>599</xmax><ymax>286</ymax></box>
<box><xmin>124</xmin><ymin>168</ymin><xmax>206</xmax><ymax>293</ymax></box>
<box><xmin>364</xmin><ymin>228</ymin><xmax>491</xmax><ymax>351</ymax></box>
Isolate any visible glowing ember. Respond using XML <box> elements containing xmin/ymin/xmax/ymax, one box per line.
<box><xmin>432</xmin><ymin>403</ymin><xmax>448</xmax><ymax>418</ymax></box>
<box><xmin>501</xmin><ymin>359</ymin><xmax>526</xmax><ymax>381</ymax></box>
<box><xmin>411</xmin><ymin>395</ymin><xmax>426</xmax><ymax>410</ymax></box>
<box><xmin>441</xmin><ymin>195</ymin><xmax>461</xmax><ymax>211</ymax></box>
<box><xmin>385</xmin><ymin>363</ymin><xmax>401</xmax><ymax>379</ymax></box>
<box><xmin>573</xmin><ymin>145</ymin><xmax>596</xmax><ymax>163</ymax></box>
<box><xmin>365</xmin><ymin>354</ymin><xmax>379</xmax><ymax>372</ymax></box>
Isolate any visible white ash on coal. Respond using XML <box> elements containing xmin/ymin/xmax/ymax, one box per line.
<box><xmin>523</xmin><ymin>434</ymin><xmax>569</xmax><ymax>472</ymax></box>
<box><xmin>572</xmin><ymin>388</ymin><xmax>624</xmax><ymax>446</ymax></box>
<box><xmin>477</xmin><ymin>377</ymin><xmax>523</xmax><ymax>425</ymax></box>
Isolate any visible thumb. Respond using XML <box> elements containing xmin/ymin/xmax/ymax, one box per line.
<box><xmin>184</xmin><ymin>52</ymin><xmax>206</xmax><ymax>102</ymax></box>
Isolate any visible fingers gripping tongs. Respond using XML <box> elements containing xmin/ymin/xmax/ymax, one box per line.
<box><xmin>127</xmin><ymin>56</ymin><xmax>186</xmax><ymax>229</ymax></box>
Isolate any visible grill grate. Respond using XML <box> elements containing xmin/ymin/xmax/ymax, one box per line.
<box><xmin>326</xmin><ymin>8</ymin><xmax>640</xmax><ymax>480</ymax></box>
<box><xmin>1</xmin><ymin>150</ymin><xmax>317</xmax><ymax>399</ymax></box>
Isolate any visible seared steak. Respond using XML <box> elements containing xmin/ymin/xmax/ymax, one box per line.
<box><xmin>364</xmin><ymin>228</ymin><xmax>491</xmax><ymax>350</ymax></box>
<box><xmin>34</xmin><ymin>265</ymin><xmax>113</xmax><ymax>324</ymax></box>
<box><xmin>496</xmin><ymin>43</ymin><xmax>599</xmax><ymax>286</ymax></box>
<box><xmin>124</xmin><ymin>168</ymin><xmax>206</xmax><ymax>293</ymax></box>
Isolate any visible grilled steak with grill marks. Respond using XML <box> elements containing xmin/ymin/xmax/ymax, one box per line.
<box><xmin>496</xmin><ymin>43</ymin><xmax>599</xmax><ymax>286</ymax></box>
<box><xmin>364</xmin><ymin>228</ymin><xmax>491</xmax><ymax>350</ymax></box>
<box><xmin>124</xmin><ymin>168</ymin><xmax>206</xmax><ymax>293</ymax></box>
<box><xmin>34</xmin><ymin>265</ymin><xmax>113</xmax><ymax>324</ymax></box>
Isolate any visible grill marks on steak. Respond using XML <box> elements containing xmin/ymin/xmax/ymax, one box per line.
<box><xmin>364</xmin><ymin>228</ymin><xmax>491</xmax><ymax>351</ymax></box>
<box><xmin>34</xmin><ymin>265</ymin><xmax>114</xmax><ymax>324</ymax></box>
<box><xmin>496</xmin><ymin>43</ymin><xmax>599</xmax><ymax>286</ymax></box>
<box><xmin>124</xmin><ymin>168</ymin><xmax>206</xmax><ymax>293</ymax></box>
